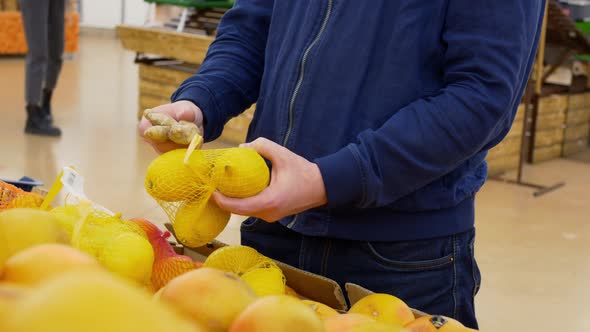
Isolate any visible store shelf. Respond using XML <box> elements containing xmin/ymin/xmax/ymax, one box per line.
<box><xmin>117</xmin><ymin>25</ymin><xmax>213</xmax><ymax>64</ymax></box>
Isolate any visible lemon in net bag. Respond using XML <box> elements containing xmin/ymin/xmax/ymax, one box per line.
<box><xmin>42</xmin><ymin>168</ymin><xmax>154</xmax><ymax>286</ymax></box>
<box><xmin>145</xmin><ymin>148</ymin><xmax>270</xmax><ymax>247</ymax></box>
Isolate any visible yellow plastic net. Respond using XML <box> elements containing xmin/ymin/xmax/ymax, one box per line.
<box><xmin>145</xmin><ymin>148</ymin><xmax>270</xmax><ymax>248</ymax></box>
<box><xmin>29</xmin><ymin>167</ymin><xmax>157</xmax><ymax>287</ymax></box>
<box><xmin>204</xmin><ymin>245</ymin><xmax>286</xmax><ymax>297</ymax></box>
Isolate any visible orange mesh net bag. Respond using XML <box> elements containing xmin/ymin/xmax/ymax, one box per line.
<box><xmin>0</xmin><ymin>181</ymin><xmax>45</xmax><ymax>210</ymax></box>
<box><xmin>144</xmin><ymin>148</ymin><xmax>270</xmax><ymax>248</ymax></box>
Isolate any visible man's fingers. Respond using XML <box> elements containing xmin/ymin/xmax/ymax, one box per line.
<box><xmin>138</xmin><ymin>117</ymin><xmax>152</xmax><ymax>137</ymax></box>
<box><xmin>212</xmin><ymin>189</ymin><xmax>274</xmax><ymax>217</ymax></box>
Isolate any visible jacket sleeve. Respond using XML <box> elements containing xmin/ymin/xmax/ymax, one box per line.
<box><xmin>171</xmin><ymin>0</ymin><xmax>273</xmax><ymax>141</ymax></box>
<box><xmin>315</xmin><ymin>0</ymin><xmax>545</xmax><ymax>209</ymax></box>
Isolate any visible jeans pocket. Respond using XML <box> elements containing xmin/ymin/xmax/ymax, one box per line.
<box><xmin>470</xmin><ymin>237</ymin><xmax>481</xmax><ymax>297</ymax></box>
<box><xmin>240</xmin><ymin>218</ymin><xmax>264</xmax><ymax>232</ymax></box>
<box><xmin>365</xmin><ymin>240</ymin><xmax>454</xmax><ymax>272</ymax></box>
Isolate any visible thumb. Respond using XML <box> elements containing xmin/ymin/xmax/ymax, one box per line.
<box><xmin>245</xmin><ymin>138</ymin><xmax>288</xmax><ymax>167</ymax></box>
<box><xmin>174</xmin><ymin>108</ymin><xmax>196</xmax><ymax>123</ymax></box>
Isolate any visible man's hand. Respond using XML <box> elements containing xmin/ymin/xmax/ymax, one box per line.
<box><xmin>138</xmin><ymin>100</ymin><xmax>204</xmax><ymax>154</ymax></box>
<box><xmin>213</xmin><ymin>138</ymin><xmax>328</xmax><ymax>222</ymax></box>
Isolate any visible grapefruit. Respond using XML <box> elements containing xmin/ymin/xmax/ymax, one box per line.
<box><xmin>349</xmin><ymin>293</ymin><xmax>415</xmax><ymax>326</ymax></box>
<box><xmin>302</xmin><ymin>299</ymin><xmax>340</xmax><ymax>319</ymax></box>
<box><xmin>229</xmin><ymin>295</ymin><xmax>324</xmax><ymax>332</ymax></box>
<box><xmin>160</xmin><ymin>267</ymin><xmax>256</xmax><ymax>332</ymax></box>
<box><xmin>324</xmin><ymin>313</ymin><xmax>376</xmax><ymax>332</ymax></box>
<box><xmin>4</xmin><ymin>270</ymin><xmax>204</xmax><ymax>332</ymax></box>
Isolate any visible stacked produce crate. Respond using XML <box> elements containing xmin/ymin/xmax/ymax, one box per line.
<box><xmin>532</xmin><ymin>94</ymin><xmax>569</xmax><ymax>163</ymax></box>
<box><xmin>118</xmin><ymin>2</ymin><xmax>255</xmax><ymax>144</ymax></box>
<box><xmin>0</xmin><ymin>0</ymin><xmax>79</xmax><ymax>55</ymax></box>
<box><xmin>136</xmin><ymin>61</ymin><xmax>255</xmax><ymax>143</ymax></box>
<box><xmin>486</xmin><ymin>104</ymin><xmax>525</xmax><ymax>176</ymax></box>
<box><xmin>563</xmin><ymin>92</ymin><xmax>590</xmax><ymax>156</ymax></box>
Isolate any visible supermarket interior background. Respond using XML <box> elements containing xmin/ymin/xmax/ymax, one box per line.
<box><xmin>0</xmin><ymin>1</ymin><xmax>589</xmax><ymax>331</ymax></box>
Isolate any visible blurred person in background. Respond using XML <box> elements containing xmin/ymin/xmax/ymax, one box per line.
<box><xmin>19</xmin><ymin>0</ymin><xmax>63</xmax><ymax>136</ymax></box>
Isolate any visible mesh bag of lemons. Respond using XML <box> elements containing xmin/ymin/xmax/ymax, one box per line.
<box><xmin>145</xmin><ymin>147</ymin><xmax>270</xmax><ymax>248</ymax></box>
<box><xmin>3</xmin><ymin>168</ymin><xmax>158</xmax><ymax>288</ymax></box>
<box><xmin>45</xmin><ymin>204</ymin><xmax>154</xmax><ymax>288</ymax></box>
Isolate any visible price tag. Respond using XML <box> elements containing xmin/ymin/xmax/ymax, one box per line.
<box><xmin>60</xmin><ymin>167</ymin><xmax>88</xmax><ymax>201</ymax></box>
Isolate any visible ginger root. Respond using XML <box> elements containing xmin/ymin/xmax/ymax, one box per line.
<box><xmin>144</xmin><ymin>126</ymin><xmax>170</xmax><ymax>143</ymax></box>
<box><xmin>142</xmin><ymin>109</ymin><xmax>201</xmax><ymax>146</ymax></box>
<box><xmin>145</xmin><ymin>111</ymin><xmax>178</xmax><ymax>127</ymax></box>
<box><xmin>169</xmin><ymin>121</ymin><xmax>200</xmax><ymax>145</ymax></box>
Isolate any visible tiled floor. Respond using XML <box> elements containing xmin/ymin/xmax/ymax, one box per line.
<box><xmin>1</xmin><ymin>34</ymin><xmax>589</xmax><ymax>331</ymax></box>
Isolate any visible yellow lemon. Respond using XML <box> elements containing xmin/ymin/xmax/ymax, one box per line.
<box><xmin>0</xmin><ymin>209</ymin><xmax>68</xmax><ymax>266</ymax></box>
<box><xmin>209</xmin><ymin>148</ymin><xmax>270</xmax><ymax>198</ymax></box>
<box><xmin>145</xmin><ymin>149</ymin><xmax>210</xmax><ymax>202</ymax></box>
<box><xmin>173</xmin><ymin>198</ymin><xmax>230</xmax><ymax>248</ymax></box>
<box><xmin>241</xmin><ymin>264</ymin><xmax>286</xmax><ymax>296</ymax></box>
<box><xmin>203</xmin><ymin>245</ymin><xmax>277</xmax><ymax>276</ymax></box>
<box><xmin>204</xmin><ymin>245</ymin><xmax>287</xmax><ymax>297</ymax></box>
<box><xmin>98</xmin><ymin>232</ymin><xmax>154</xmax><ymax>285</ymax></box>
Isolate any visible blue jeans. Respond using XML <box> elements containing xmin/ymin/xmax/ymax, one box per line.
<box><xmin>241</xmin><ymin>219</ymin><xmax>481</xmax><ymax>329</ymax></box>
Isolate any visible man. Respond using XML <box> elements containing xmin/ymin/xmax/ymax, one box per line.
<box><xmin>20</xmin><ymin>0</ymin><xmax>63</xmax><ymax>136</ymax></box>
<box><xmin>140</xmin><ymin>1</ymin><xmax>545</xmax><ymax>328</ymax></box>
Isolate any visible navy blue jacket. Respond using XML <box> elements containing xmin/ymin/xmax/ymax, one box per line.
<box><xmin>172</xmin><ymin>0</ymin><xmax>545</xmax><ymax>241</ymax></box>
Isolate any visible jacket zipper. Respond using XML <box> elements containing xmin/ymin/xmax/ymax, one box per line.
<box><xmin>284</xmin><ymin>0</ymin><xmax>333</xmax><ymax>229</ymax></box>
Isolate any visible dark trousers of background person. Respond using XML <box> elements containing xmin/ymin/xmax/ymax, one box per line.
<box><xmin>19</xmin><ymin>0</ymin><xmax>64</xmax><ymax>136</ymax></box>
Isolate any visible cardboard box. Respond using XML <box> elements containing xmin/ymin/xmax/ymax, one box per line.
<box><xmin>164</xmin><ymin>223</ymin><xmax>427</xmax><ymax>317</ymax></box>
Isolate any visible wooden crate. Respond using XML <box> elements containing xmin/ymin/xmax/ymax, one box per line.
<box><xmin>487</xmin><ymin>137</ymin><xmax>521</xmax><ymax>160</ymax></box>
<box><xmin>486</xmin><ymin>104</ymin><xmax>525</xmax><ymax>175</ymax></box>
<box><xmin>567</xmin><ymin>92</ymin><xmax>590</xmax><ymax>111</ymax></box>
<box><xmin>139</xmin><ymin>79</ymin><xmax>181</xmax><ymax>100</ymax></box>
<box><xmin>137</xmin><ymin>63</ymin><xmax>194</xmax><ymax>118</ymax></box>
<box><xmin>505</xmin><ymin>104</ymin><xmax>525</xmax><ymax>139</ymax></box>
<box><xmin>535</xmin><ymin>109</ymin><xmax>566</xmax><ymax>130</ymax></box>
<box><xmin>534</xmin><ymin>128</ymin><xmax>565</xmax><ymax>147</ymax></box>
<box><xmin>533</xmin><ymin>144</ymin><xmax>563</xmax><ymax>163</ymax></box>
<box><xmin>117</xmin><ymin>25</ymin><xmax>213</xmax><ymax>64</ymax></box>
<box><xmin>139</xmin><ymin>64</ymin><xmax>197</xmax><ymax>85</ymax></box>
<box><xmin>563</xmin><ymin>139</ymin><xmax>589</xmax><ymax>156</ymax></box>
<box><xmin>566</xmin><ymin>108</ymin><xmax>590</xmax><ymax>125</ymax></box>
<box><xmin>0</xmin><ymin>12</ymin><xmax>79</xmax><ymax>54</ymax></box>
<box><xmin>565</xmin><ymin>123</ymin><xmax>590</xmax><ymax>141</ymax></box>
<box><xmin>487</xmin><ymin>154</ymin><xmax>520</xmax><ymax>176</ymax></box>
<box><xmin>538</xmin><ymin>94</ymin><xmax>568</xmax><ymax>114</ymax></box>
<box><xmin>220</xmin><ymin>106</ymin><xmax>255</xmax><ymax>144</ymax></box>
<box><xmin>137</xmin><ymin>63</ymin><xmax>256</xmax><ymax>144</ymax></box>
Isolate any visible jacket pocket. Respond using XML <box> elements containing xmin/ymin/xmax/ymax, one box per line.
<box><xmin>365</xmin><ymin>239</ymin><xmax>454</xmax><ymax>272</ymax></box>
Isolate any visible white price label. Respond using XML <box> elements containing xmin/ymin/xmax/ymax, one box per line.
<box><xmin>60</xmin><ymin>167</ymin><xmax>88</xmax><ymax>201</ymax></box>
